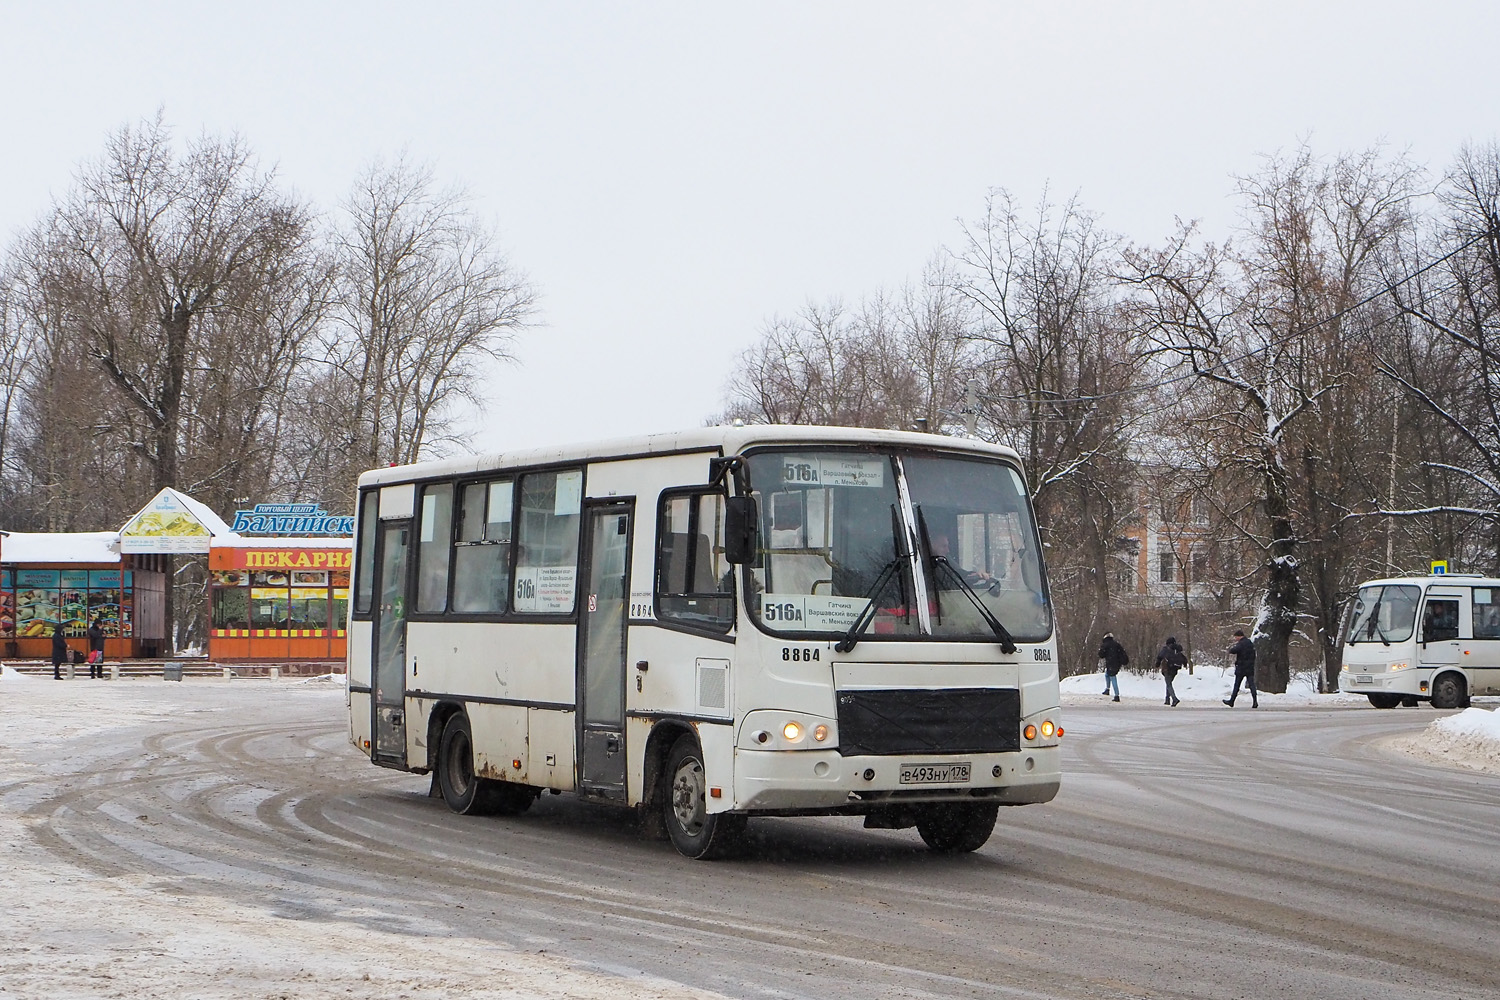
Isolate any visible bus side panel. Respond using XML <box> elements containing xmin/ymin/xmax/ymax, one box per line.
<box><xmin>348</xmin><ymin>619</ymin><xmax>373</xmax><ymax>754</ymax></box>
<box><xmin>528</xmin><ymin>708</ymin><xmax>576</xmax><ymax>791</ymax></box>
<box><xmin>627</xmin><ymin>626</ymin><xmax>734</xmax><ymax>720</ymax></box>
<box><xmin>700</xmin><ymin>722</ymin><xmax>737</xmax><ymax>815</ymax></box>
<box><xmin>407</xmin><ymin>621</ymin><xmax>577</xmax><ymax>707</ymax></box>
<box><xmin>468</xmin><ymin>703</ymin><xmax>529</xmax><ymax>783</ymax></box>
<box><xmin>348</xmin><ymin>619</ymin><xmax>373</xmax><ymax>687</ymax></box>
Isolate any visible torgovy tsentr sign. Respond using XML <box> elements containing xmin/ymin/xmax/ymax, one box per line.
<box><xmin>231</xmin><ymin>503</ymin><xmax>355</xmax><ymax>536</ymax></box>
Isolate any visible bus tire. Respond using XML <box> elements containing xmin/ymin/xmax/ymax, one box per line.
<box><xmin>437</xmin><ymin>712</ymin><xmax>499</xmax><ymax>816</ymax></box>
<box><xmin>1366</xmin><ymin>693</ymin><xmax>1402</xmax><ymax>709</ymax></box>
<box><xmin>663</xmin><ymin>735</ymin><xmax>746</xmax><ymax>860</ymax></box>
<box><xmin>916</xmin><ymin>802</ymin><xmax>999</xmax><ymax>853</ymax></box>
<box><xmin>1430</xmin><ymin>672</ymin><xmax>1466</xmax><ymax>710</ymax></box>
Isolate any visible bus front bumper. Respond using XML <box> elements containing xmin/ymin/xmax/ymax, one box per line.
<box><xmin>1340</xmin><ymin>668</ymin><xmax>1427</xmax><ymax>697</ymax></box>
<box><xmin>731</xmin><ymin>745</ymin><xmax>1061</xmax><ymax>813</ymax></box>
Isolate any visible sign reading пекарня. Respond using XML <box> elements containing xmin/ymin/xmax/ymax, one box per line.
<box><xmin>209</xmin><ymin>548</ymin><xmax>353</xmax><ymax>571</ymax></box>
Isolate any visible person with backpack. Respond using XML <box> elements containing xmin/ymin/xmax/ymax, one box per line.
<box><xmin>1223</xmin><ymin>628</ymin><xmax>1259</xmax><ymax>708</ymax></box>
<box><xmin>1155</xmin><ymin>635</ymin><xmax>1186</xmax><ymax>707</ymax></box>
<box><xmin>1098</xmin><ymin>631</ymin><xmax>1129</xmax><ymax>702</ymax></box>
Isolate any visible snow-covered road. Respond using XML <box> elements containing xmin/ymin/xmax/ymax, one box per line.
<box><xmin>3</xmin><ymin>670</ymin><xmax>1497</xmax><ymax>999</ymax></box>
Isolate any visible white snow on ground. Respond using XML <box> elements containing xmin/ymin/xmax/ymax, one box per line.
<box><xmin>1060</xmin><ymin>666</ymin><xmax>1361</xmax><ymax>705</ymax></box>
<box><xmin>0</xmin><ymin>671</ymin><xmax>729</xmax><ymax>1000</ymax></box>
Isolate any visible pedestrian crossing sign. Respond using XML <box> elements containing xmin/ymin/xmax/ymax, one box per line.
<box><xmin>1431</xmin><ymin>560</ymin><xmax>1448</xmax><ymax>575</ymax></box>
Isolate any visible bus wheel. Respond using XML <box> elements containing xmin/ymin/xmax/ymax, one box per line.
<box><xmin>1366</xmin><ymin>693</ymin><xmax>1402</xmax><ymax>709</ymax></box>
<box><xmin>1430</xmin><ymin>673</ymin><xmax>1466</xmax><ymax>710</ymax></box>
<box><xmin>916</xmin><ymin>802</ymin><xmax>999</xmax><ymax>853</ymax></box>
<box><xmin>437</xmin><ymin>713</ymin><xmax>497</xmax><ymax>815</ymax></box>
<box><xmin>663</xmin><ymin>735</ymin><xmax>746</xmax><ymax>859</ymax></box>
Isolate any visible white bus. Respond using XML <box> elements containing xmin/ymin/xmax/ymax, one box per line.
<box><xmin>1340</xmin><ymin>574</ymin><xmax>1500</xmax><ymax>709</ymax></box>
<box><xmin>346</xmin><ymin>426</ymin><xmax>1061</xmax><ymax>858</ymax></box>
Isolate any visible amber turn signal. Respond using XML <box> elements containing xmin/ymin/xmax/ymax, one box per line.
<box><xmin>1024</xmin><ymin>724</ymin><xmax>1038</xmax><ymax>740</ymax></box>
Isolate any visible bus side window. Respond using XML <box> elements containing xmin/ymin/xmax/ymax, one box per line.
<box><xmin>656</xmin><ymin>491</ymin><xmax>733</xmax><ymax>632</ymax></box>
<box><xmin>353</xmin><ymin>491</ymin><xmax>379</xmax><ymax>617</ymax></box>
<box><xmin>452</xmin><ymin>479</ymin><xmax>513</xmax><ymax>614</ymax></box>
<box><xmin>1423</xmin><ymin>599</ymin><xmax>1460</xmax><ymax>642</ymax></box>
<box><xmin>513</xmin><ymin>469</ymin><xmax>582</xmax><ymax>614</ymax></box>
<box><xmin>416</xmin><ymin>483</ymin><xmax>454</xmax><ymax>613</ymax></box>
<box><xmin>1473</xmin><ymin>589</ymin><xmax>1500</xmax><ymax>639</ymax></box>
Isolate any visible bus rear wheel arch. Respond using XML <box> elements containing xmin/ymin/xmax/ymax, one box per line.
<box><xmin>662</xmin><ymin>734</ymin><xmax>746</xmax><ymax>859</ymax></box>
<box><xmin>1430</xmin><ymin>672</ymin><xmax>1468</xmax><ymax>710</ymax></box>
<box><xmin>436</xmin><ymin>711</ymin><xmax>537</xmax><ymax>817</ymax></box>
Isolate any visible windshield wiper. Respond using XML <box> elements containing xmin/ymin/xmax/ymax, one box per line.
<box><xmin>834</xmin><ymin>507</ymin><xmax>910</xmax><ymax>654</ymax></box>
<box><xmin>916</xmin><ymin>506</ymin><xmax>1018</xmax><ymax>655</ymax></box>
<box><xmin>1354</xmin><ymin>598</ymin><xmax>1391</xmax><ymax>646</ymax></box>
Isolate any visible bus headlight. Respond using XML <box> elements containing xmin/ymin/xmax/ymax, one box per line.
<box><xmin>739</xmin><ymin>711</ymin><xmax>838</xmax><ymax>750</ymax></box>
<box><xmin>1389</xmin><ymin>661</ymin><xmax>1409</xmax><ymax>672</ymax></box>
<box><xmin>1040</xmin><ymin>720</ymin><xmax>1056</xmax><ymax>738</ymax></box>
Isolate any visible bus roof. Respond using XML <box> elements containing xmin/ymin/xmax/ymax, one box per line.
<box><xmin>1356</xmin><ymin>575</ymin><xmax>1500</xmax><ymax>588</ymax></box>
<box><xmin>356</xmin><ymin>425</ymin><xmax>1026</xmax><ymax>489</ymax></box>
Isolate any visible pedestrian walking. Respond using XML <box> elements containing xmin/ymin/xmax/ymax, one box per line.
<box><xmin>87</xmin><ymin>618</ymin><xmax>105</xmax><ymax>679</ymax></box>
<box><xmin>1223</xmin><ymin>628</ymin><xmax>1258</xmax><ymax>708</ymax></box>
<box><xmin>50</xmin><ymin>622</ymin><xmax>68</xmax><ymax>680</ymax></box>
<box><xmin>1098</xmin><ymin>631</ymin><xmax>1129</xmax><ymax>702</ymax></box>
<box><xmin>1155</xmin><ymin>635</ymin><xmax>1185</xmax><ymax>706</ymax></box>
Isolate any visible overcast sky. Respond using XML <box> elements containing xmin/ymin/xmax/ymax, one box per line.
<box><xmin>2</xmin><ymin>2</ymin><xmax>1497</xmax><ymax>456</ymax></box>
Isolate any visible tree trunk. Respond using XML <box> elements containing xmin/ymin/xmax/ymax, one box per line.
<box><xmin>1255</xmin><ymin>453</ymin><xmax>1299</xmax><ymax>693</ymax></box>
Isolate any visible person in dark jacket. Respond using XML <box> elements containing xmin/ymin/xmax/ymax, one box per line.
<box><xmin>1098</xmin><ymin>631</ymin><xmax>1129</xmax><ymax>702</ymax></box>
<box><xmin>87</xmin><ymin>619</ymin><xmax>105</xmax><ymax>679</ymax></box>
<box><xmin>50</xmin><ymin>623</ymin><xmax>68</xmax><ymax>680</ymax></box>
<box><xmin>1223</xmin><ymin>628</ymin><xmax>1258</xmax><ymax>708</ymax></box>
<box><xmin>1155</xmin><ymin>635</ymin><xmax>1185</xmax><ymax>707</ymax></box>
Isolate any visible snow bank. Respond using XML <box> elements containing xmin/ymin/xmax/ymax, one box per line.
<box><xmin>1387</xmin><ymin>706</ymin><xmax>1500</xmax><ymax>774</ymax></box>
<box><xmin>1432</xmin><ymin>704</ymin><xmax>1500</xmax><ymax>741</ymax></box>
<box><xmin>0</xmin><ymin>663</ymin><xmax>34</xmax><ymax>682</ymax></box>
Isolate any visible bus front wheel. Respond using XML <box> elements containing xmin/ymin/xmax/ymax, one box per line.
<box><xmin>663</xmin><ymin>735</ymin><xmax>746</xmax><ymax>860</ymax></box>
<box><xmin>1430</xmin><ymin>673</ymin><xmax>1467</xmax><ymax>710</ymax></box>
<box><xmin>1366</xmin><ymin>693</ymin><xmax>1402</xmax><ymax>709</ymax></box>
<box><xmin>916</xmin><ymin>802</ymin><xmax>999</xmax><ymax>853</ymax></box>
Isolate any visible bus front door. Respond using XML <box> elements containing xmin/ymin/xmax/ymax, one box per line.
<box><xmin>371</xmin><ymin>520</ymin><xmax>410</xmax><ymax>767</ymax></box>
<box><xmin>577</xmin><ymin>501</ymin><xmax>633</xmax><ymax>800</ymax></box>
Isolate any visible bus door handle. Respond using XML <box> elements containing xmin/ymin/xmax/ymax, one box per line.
<box><xmin>605</xmin><ymin>736</ymin><xmax>620</xmax><ymax>754</ymax></box>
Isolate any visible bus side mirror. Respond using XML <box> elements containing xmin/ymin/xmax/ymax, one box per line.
<box><xmin>724</xmin><ymin>496</ymin><xmax>758</xmax><ymax>564</ymax></box>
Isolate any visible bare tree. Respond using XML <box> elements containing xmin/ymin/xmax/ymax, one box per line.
<box><xmin>1124</xmin><ymin>146</ymin><xmax>1421</xmax><ymax>691</ymax></box>
<box><xmin>323</xmin><ymin>156</ymin><xmax>535</xmax><ymax>494</ymax></box>
<box><xmin>38</xmin><ymin>113</ymin><xmax>315</xmax><ymax>495</ymax></box>
<box><xmin>951</xmin><ymin>188</ymin><xmax>1141</xmax><ymax>667</ymax></box>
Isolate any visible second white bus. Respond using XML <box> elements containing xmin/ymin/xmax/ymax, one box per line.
<box><xmin>1341</xmin><ymin>574</ymin><xmax>1500</xmax><ymax>708</ymax></box>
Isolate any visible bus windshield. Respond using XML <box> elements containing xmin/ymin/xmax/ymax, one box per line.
<box><xmin>744</xmin><ymin>449</ymin><xmax>1050</xmax><ymax>643</ymax></box>
<box><xmin>905</xmin><ymin>453</ymin><xmax>1050</xmax><ymax>641</ymax></box>
<box><xmin>1345</xmin><ymin>584</ymin><xmax>1421</xmax><ymax>644</ymax></box>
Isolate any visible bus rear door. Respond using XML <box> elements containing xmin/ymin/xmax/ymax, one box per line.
<box><xmin>577</xmin><ymin>500</ymin><xmax>633</xmax><ymax>800</ymax></box>
<box><xmin>371</xmin><ymin>519</ymin><xmax>411</xmax><ymax>767</ymax></box>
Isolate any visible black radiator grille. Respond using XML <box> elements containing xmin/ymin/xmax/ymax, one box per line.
<box><xmin>836</xmin><ymin>687</ymin><xmax>1020</xmax><ymax>756</ymax></box>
